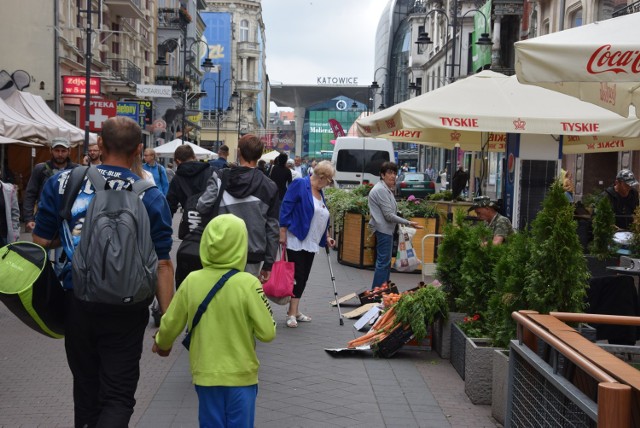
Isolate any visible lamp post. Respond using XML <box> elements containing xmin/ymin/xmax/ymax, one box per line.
<box><xmin>415</xmin><ymin>5</ymin><xmax>492</xmax><ymax>82</ymax></box>
<box><xmin>182</xmin><ymin>39</ymin><xmax>212</xmax><ymax>143</ymax></box>
<box><xmin>230</xmin><ymin>90</ymin><xmax>254</xmax><ymax>139</ymax></box>
<box><xmin>202</xmin><ymin>75</ymin><xmax>235</xmax><ymax>149</ymax></box>
<box><xmin>369</xmin><ymin>66</ymin><xmax>390</xmax><ymax>112</ymax></box>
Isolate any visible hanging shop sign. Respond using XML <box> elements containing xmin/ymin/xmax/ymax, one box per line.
<box><xmin>62</xmin><ymin>76</ymin><xmax>101</xmax><ymax>95</ymax></box>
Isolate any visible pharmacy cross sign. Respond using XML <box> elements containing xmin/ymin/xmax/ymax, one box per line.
<box><xmin>80</xmin><ymin>98</ymin><xmax>117</xmax><ymax>131</ymax></box>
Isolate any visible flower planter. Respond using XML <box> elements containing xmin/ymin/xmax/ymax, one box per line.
<box><xmin>464</xmin><ymin>336</ymin><xmax>498</xmax><ymax>405</ymax></box>
<box><xmin>491</xmin><ymin>349</ymin><xmax>510</xmax><ymax>424</ymax></box>
<box><xmin>338</xmin><ymin>212</ymin><xmax>375</xmax><ymax>268</ymax></box>
<box><xmin>433</xmin><ymin>312</ymin><xmax>464</xmax><ymax>359</ymax></box>
<box><xmin>450</xmin><ymin>322</ymin><xmax>467</xmax><ymax>379</ymax></box>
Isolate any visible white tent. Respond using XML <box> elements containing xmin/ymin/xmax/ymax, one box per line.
<box><xmin>153</xmin><ymin>139</ymin><xmax>216</xmax><ymax>159</ymax></box>
<box><xmin>4</xmin><ymin>91</ymin><xmax>97</xmax><ymax>145</ymax></box>
<box><xmin>356</xmin><ymin>71</ymin><xmax>640</xmax><ymax>148</ymax></box>
<box><xmin>514</xmin><ymin>13</ymin><xmax>640</xmax><ymax>118</ymax></box>
<box><xmin>0</xmin><ymin>97</ymin><xmax>61</xmax><ymax>143</ymax></box>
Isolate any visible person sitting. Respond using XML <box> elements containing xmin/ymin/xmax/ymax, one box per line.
<box><xmin>468</xmin><ymin>196</ymin><xmax>513</xmax><ymax>245</ymax></box>
<box><xmin>604</xmin><ymin>169</ymin><xmax>639</xmax><ymax>230</ymax></box>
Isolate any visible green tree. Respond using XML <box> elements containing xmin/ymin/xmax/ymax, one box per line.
<box><xmin>524</xmin><ymin>180</ymin><xmax>589</xmax><ymax>314</ymax></box>
<box><xmin>589</xmin><ymin>195</ymin><xmax>617</xmax><ymax>260</ymax></box>
<box><xmin>436</xmin><ymin>210</ymin><xmax>473</xmax><ymax>311</ymax></box>
<box><xmin>488</xmin><ymin>230</ymin><xmax>532</xmax><ymax>348</ymax></box>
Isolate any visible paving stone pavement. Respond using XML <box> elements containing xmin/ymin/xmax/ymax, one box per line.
<box><xmin>0</xmin><ymin>223</ymin><xmax>499</xmax><ymax>427</ymax></box>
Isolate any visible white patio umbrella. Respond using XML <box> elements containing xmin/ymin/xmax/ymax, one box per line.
<box><xmin>153</xmin><ymin>139</ymin><xmax>216</xmax><ymax>159</ymax></box>
<box><xmin>260</xmin><ymin>150</ymin><xmax>282</xmax><ymax>162</ymax></box>
<box><xmin>356</xmin><ymin>71</ymin><xmax>640</xmax><ymax>146</ymax></box>
<box><xmin>514</xmin><ymin>13</ymin><xmax>640</xmax><ymax>118</ymax></box>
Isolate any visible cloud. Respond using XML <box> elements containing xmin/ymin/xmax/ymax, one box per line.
<box><xmin>262</xmin><ymin>0</ymin><xmax>388</xmax><ymax>85</ymax></box>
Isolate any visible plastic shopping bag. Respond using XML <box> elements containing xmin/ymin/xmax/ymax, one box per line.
<box><xmin>393</xmin><ymin>226</ymin><xmax>421</xmax><ymax>272</ymax></box>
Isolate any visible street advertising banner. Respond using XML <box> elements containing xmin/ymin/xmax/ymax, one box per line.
<box><xmin>80</xmin><ymin>98</ymin><xmax>117</xmax><ymax>132</ymax></box>
<box><xmin>201</xmin><ymin>12</ymin><xmax>232</xmax><ymax>113</ymax></box>
<box><xmin>117</xmin><ymin>101</ymin><xmax>139</xmax><ymax>124</ymax></box>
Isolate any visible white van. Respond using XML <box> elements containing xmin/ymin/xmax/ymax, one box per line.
<box><xmin>331</xmin><ymin>137</ymin><xmax>395</xmax><ymax>189</ymax></box>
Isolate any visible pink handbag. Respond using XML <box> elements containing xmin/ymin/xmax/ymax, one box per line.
<box><xmin>262</xmin><ymin>245</ymin><xmax>295</xmax><ymax>298</ymax></box>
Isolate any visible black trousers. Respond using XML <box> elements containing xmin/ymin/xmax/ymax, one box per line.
<box><xmin>64</xmin><ymin>294</ymin><xmax>149</xmax><ymax>428</ymax></box>
<box><xmin>286</xmin><ymin>249</ymin><xmax>315</xmax><ymax>298</ymax></box>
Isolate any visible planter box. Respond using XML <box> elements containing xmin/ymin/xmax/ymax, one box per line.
<box><xmin>433</xmin><ymin>312</ymin><xmax>464</xmax><ymax>359</ymax></box>
<box><xmin>450</xmin><ymin>322</ymin><xmax>467</xmax><ymax>379</ymax></box>
<box><xmin>491</xmin><ymin>349</ymin><xmax>509</xmax><ymax>424</ymax></box>
<box><xmin>338</xmin><ymin>213</ymin><xmax>375</xmax><ymax>268</ymax></box>
<box><xmin>464</xmin><ymin>337</ymin><xmax>497</xmax><ymax>405</ymax></box>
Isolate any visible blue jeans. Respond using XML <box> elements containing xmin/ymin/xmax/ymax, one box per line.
<box><xmin>372</xmin><ymin>231</ymin><xmax>393</xmax><ymax>289</ymax></box>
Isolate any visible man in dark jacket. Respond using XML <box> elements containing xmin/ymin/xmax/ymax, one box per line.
<box><xmin>197</xmin><ymin>135</ymin><xmax>279</xmax><ymax>282</ymax></box>
<box><xmin>451</xmin><ymin>164</ymin><xmax>469</xmax><ymax>199</ymax></box>
<box><xmin>23</xmin><ymin>137</ymin><xmax>79</xmax><ymax>231</ymax></box>
<box><xmin>604</xmin><ymin>169</ymin><xmax>639</xmax><ymax>229</ymax></box>
<box><xmin>165</xmin><ymin>144</ymin><xmax>214</xmax><ymax>239</ymax></box>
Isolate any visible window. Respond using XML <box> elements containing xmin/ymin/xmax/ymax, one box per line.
<box><xmin>112</xmin><ymin>41</ymin><xmax>120</xmax><ymax>55</ymax></box>
<box><xmin>417</xmin><ymin>25</ymin><xmax>425</xmax><ymax>54</ymax></box>
<box><xmin>569</xmin><ymin>7</ymin><xmax>582</xmax><ymax>28</ymax></box>
<box><xmin>240</xmin><ymin>19</ymin><xmax>249</xmax><ymax>42</ymax></box>
<box><xmin>336</xmin><ymin>150</ymin><xmax>390</xmax><ymax>175</ymax></box>
<box><xmin>542</xmin><ymin>19</ymin><xmax>550</xmax><ymax>35</ymax></box>
<box><xmin>598</xmin><ymin>0</ymin><xmax>628</xmax><ymax>19</ymax></box>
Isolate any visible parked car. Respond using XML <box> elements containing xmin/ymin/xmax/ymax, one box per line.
<box><xmin>396</xmin><ymin>172</ymin><xmax>436</xmax><ymax>198</ymax></box>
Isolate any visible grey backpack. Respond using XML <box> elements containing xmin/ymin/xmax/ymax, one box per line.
<box><xmin>65</xmin><ymin>167</ymin><xmax>158</xmax><ymax>305</ymax></box>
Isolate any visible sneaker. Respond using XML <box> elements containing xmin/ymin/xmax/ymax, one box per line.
<box><xmin>296</xmin><ymin>313</ymin><xmax>312</xmax><ymax>322</ymax></box>
<box><xmin>286</xmin><ymin>315</ymin><xmax>298</xmax><ymax>328</ymax></box>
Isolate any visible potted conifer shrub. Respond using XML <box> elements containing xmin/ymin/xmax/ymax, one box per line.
<box><xmin>585</xmin><ymin>194</ymin><xmax>618</xmax><ymax>277</ymax></box>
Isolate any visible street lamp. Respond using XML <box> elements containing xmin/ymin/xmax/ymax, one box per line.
<box><xmin>370</xmin><ymin>66</ymin><xmax>389</xmax><ymax>112</ymax></box>
<box><xmin>415</xmin><ymin>8</ymin><xmax>453</xmax><ymax>82</ymax></box>
<box><xmin>230</xmin><ymin>89</ymin><xmax>254</xmax><ymax>139</ymax></box>
<box><xmin>415</xmin><ymin>5</ymin><xmax>492</xmax><ymax>82</ymax></box>
<box><xmin>155</xmin><ymin>35</ymin><xmax>212</xmax><ymax>144</ymax></box>
<box><xmin>202</xmin><ymin>75</ymin><xmax>235</xmax><ymax>148</ymax></box>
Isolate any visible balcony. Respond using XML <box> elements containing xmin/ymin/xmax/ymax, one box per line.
<box><xmin>158</xmin><ymin>8</ymin><xmax>188</xmax><ymax>30</ymax></box>
<box><xmin>107</xmin><ymin>57</ymin><xmax>141</xmax><ymax>83</ymax></box>
<box><xmin>613</xmin><ymin>0</ymin><xmax>640</xmax><ymax>16</ymax></box>
<box><xmin>237</xmin><ymin>41</ymin><xmax>260</xmax><ymax>57</ymax></box>
<box><xmin>235</xmin><ymin>80</ymin><xmax>261</xmax><ymax>94</ymax></box>
<box><xmin>104</xmin><ymin>0</ymin><xmax>144</xmax><ymax>20</ymax></box>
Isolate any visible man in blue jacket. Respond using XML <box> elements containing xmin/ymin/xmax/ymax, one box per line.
<box><xmin>143</xmin><ymin>147</ymin><xmax>169</xmax><ymax>195</ymax></box>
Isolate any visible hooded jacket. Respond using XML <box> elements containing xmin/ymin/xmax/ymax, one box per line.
<box><xmin>155</xmin><ymin>214</ymin><xmax>276</xmax><ymax>386</ymax></box>
<box><xmin>196</xmin><ymin>166</ymin><xmax>280</xmax><ymax>270</ymax></box>
<box><xmin>166</xmin><ymin>161</ymin><xmax>213</xmax><ymax>239</ymax></box>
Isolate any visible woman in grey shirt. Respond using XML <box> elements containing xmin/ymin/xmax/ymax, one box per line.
<box><xmin>368</xmin><ymin>162</ymin><xmax>422</xmax><ymax>289</ymax></box>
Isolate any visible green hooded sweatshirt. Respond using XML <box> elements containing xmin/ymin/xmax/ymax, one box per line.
<box><xmin>155</xmin><ymin>214</ymin><xmax>276</xmax><ymax>386</ymax></box>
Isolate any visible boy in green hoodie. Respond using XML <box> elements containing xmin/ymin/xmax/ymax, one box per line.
<box><xmin>153</xmin><ymin>214</ymin><xmax>276</xmax><ymax>427</ymax></box>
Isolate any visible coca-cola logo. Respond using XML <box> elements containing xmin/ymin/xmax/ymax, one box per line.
<box><xmin>587</xmin><ymin>44</ymin><xmax>640</xmax><ymax>75</ymax></box>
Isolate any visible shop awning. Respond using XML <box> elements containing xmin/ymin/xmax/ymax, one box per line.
<box><xmin>0</xmin><ymin>97</ymin><xmax>60</xmax><ymax>143</ymax></box>
<box><xmin>4</xmin><ymin>91</ymin><xmax>96</xmax><ymax>145</ymax></box>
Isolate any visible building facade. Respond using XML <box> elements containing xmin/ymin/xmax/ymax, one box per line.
<box><xmin>372</xmin><ymin>0</ymin><xmax>637</xmax><ymax>200</ymax></box>
<box><xmin>197</xmin><ymin>0</ymin><xmax>268</xmax><ymax>158</ymax></box>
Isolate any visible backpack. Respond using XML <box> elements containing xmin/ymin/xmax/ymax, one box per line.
<box><xmin>61</xmin><ymin>166</ymin><xmax>158</xmax><ymax>306</ymax></box>
<box><xmin>175</xmin><ymin>166</ymin><xmax>214</xmax><ymax>240</ymax></box>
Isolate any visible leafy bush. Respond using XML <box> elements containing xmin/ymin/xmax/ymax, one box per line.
<box><xmin>397</xmin><ymin>197</ymin><xmax>438</xmax><ymax>219</ymax></box>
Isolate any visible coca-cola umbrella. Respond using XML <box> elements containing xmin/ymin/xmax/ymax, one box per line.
<box><xmin>514</xmin><ymin>13</ymin><xmax>640</xmax><ymax>118</ymax></box>
<box><xmin>356</xmin><ymin>71</ymin><xmax>640</xmax><ymax>145</ymax></box>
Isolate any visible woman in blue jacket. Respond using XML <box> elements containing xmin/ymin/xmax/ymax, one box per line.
<box><xmin>279</xmin><ymin>161</ymin><xmax>336</xmax><ymax>328</ymax></box>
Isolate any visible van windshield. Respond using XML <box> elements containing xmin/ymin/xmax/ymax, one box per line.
<box><xmin>336</xmin><ymin>150</ymin><xmax>391</xmax><ymax>175</ymax></box>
